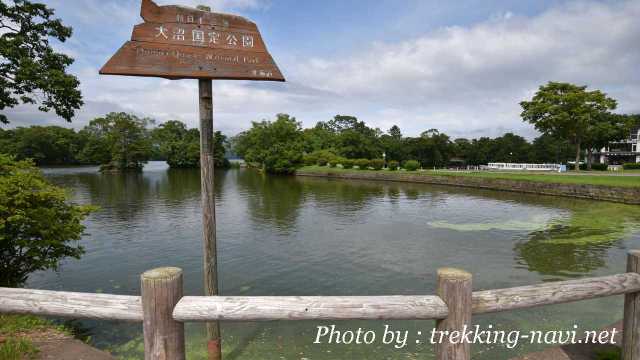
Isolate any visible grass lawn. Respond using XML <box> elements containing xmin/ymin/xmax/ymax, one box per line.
<box><xmin>298</xmin><ymin>166</ymin><xmax>640</xmax><ymax>188</ymax></box>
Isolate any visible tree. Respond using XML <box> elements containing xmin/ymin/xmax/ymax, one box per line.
<box><xmin>151</xmin><ymin>120</ymin><xmax>199</xmax><ymax>168</ymax></box>
<box><xmin>452</xmin><ymin>138</ymin><xmax>472</xmax><ymax>164</ymax></box>
<box><xmin>326</xmin><ymin>115</ymin><xmax>359</xmax><ymax>133</ymax></box>
<box><xmin>213</xmin><ymin>131</ymin><xmax>229</xmax><ymax>168</ymax></box>
<box><xmin>0</xmin><ymin>154</ymin><xmax>94</xmax><ymax>286</ymax></box>
<box><xmin>380</xmin><ymin>125</ymin><xmax>405</xmax><ymax>162</ymax></box>
<box><xmin>520</xmin><ymin>82</ymin><xmax>617</xmax><ymax>170</ymax></box>
<box><xmin>403</xmin><ymin>130</ymin><xmax>453</xmax><ymax>168</ymax></box>
<box><xmin>388</xmin><ymin>125</ymin><xmax>402</xmax><ymax>140</ymax></box>
<box><xmin>4</xmin><ymin>126</ymin><xmax>80</xmax><ymax>165</ymax></box>
<box><xmin>81</xmin><ymin>112</ymin><xmax>152</xmax><ymax>171</ymax></box>
<box><xmin>490</xmin><ymin>133</ymin><xmax>532</xmax><ymax>163</ymax></box>
<box><xmin>76</xmin><ymin>127</ymin><xmax>111</xmax><ymax>165</ymax></box>
<box><xmin>302</xmin><ymin>122</ymin><xmax>336</xmax><ymax>153</ymax></box>
<box><xmin>583</xmin><ymin>113</ymin><xmax>628</xmax><ymax>169</ymax></box>
<box><xmin>151</xmin><ymin>121</ymin><xmax>228</xmax><ymax>168</ymax></box>
<box><xmin>531</xmin><ymin>133</ymin><xmax>573</xmax><ymax>164</ymax></box>
<box><xmin>235</xmin><ymin>114</ymin><xmax>304</xmax><ymax>174</ymax></box>
<box><xmin>0</xmin><ymin>1</ymin><xmax>82</xmax><ymax>124</ymax></box>
<box><xmin>329</xmin><ymin>115</ymin><xmax>381</xmax><ymax>159</ymax></box>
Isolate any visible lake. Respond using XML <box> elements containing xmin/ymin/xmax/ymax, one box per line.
<box><xmin>32</xmin><ymin>161</ymin><xmax>640</xmax><ymax>359</ymax></box>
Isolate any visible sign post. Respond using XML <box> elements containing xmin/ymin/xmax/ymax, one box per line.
<box><xmin>100</xmin><ymin>1</ymin><xmax>284</xmax><ymax>358</ymax></box>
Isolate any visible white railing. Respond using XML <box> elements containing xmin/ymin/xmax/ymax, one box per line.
<box><xmin>487</xmin><ymin>163</ymin><xmax>562</xmax><ymax>171</ymax></box>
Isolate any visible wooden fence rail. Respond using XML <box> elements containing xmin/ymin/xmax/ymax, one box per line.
<box><xmin>2</xmin><ymin>250</ymin><xmax>640</xmax><ymax>360</ymax></box>
<box><xmin>0</xmin><ymin>287</ymin><xmax>142</xmax><ymax>321</ymax></box>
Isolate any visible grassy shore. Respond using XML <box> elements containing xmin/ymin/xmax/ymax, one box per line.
<box><xmin>0</xmin><ymin>315</ymin><xmax>71</xmax><ymax>360</ymax></box>
<box><xmin>298</xmin><ymin>166</ymin><xmax>640</xmax><ymax>188</ymax></box>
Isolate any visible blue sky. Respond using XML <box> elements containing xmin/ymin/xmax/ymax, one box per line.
<box><xmin>6</xmin><ymin>0</ymin><xmax>640</xmax><ymax>138</ymax></box>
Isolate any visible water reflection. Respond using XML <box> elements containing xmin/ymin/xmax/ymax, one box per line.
<box><xmin>515</xmin><ymin>202</ymin><xmax>640</xmax><ymax>278</ymax></box>
<box><xmin>515</xmin><ymin>241</ymin><xmax>612</xmax><ymax>279</ymax></box>
<box><xmin>235</xmin><ymin>170</ymin><xmax>304</xmax><ymax>234</ymax></box>
<box><xmin>78</xmin><ymin>172</ymin><xmax>155</xmax><ymax>221</ymax></box>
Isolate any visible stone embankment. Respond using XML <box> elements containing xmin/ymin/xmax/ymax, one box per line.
<box><xmin>296</xmin><ymin>170</ymin><xmax>640</xmax><ymax>205</ymax></box>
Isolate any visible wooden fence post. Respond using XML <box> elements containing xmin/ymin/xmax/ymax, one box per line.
<box><xmin>435</xmin><ymin>267</ymin><xmax>472</xmax><ymax>360</ymax></box>
<box><xmin>141</xmin><ymin>267</ymin><xmax>185</xmax><ymax>360</ymax></box>
<box><xmin>624</xmin><ymin>250</ymin><xmax>640</xmax><ymax>360</ymax></box>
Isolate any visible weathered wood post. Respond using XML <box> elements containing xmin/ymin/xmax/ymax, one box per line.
<box><xmin>435</xmin><ymin>267</ymin><xmax>472</xmax><ymax>360</ymax></box>
<box><xmin>196</xmin><ymin>5</ymin><xmax>222</xmax><ymax>355</ymax></box>
<box><xmin>141</xmin><ymin>267</ymin><xmax>185</xmax><ymax>360</ymax></box>
<box><xmin>194</xmin><ymin>9</ymin><xmax>222</xmax><ymax>360</ymax></box>
<box><xmin>624</xmin><ymin>250</ymin><xmax>640</xmax><ymax>360</ymax></box>
<box><xmin>199</xmin><ymin>77</ymin><xmax>222</xmax><ymax>359</ymax></box>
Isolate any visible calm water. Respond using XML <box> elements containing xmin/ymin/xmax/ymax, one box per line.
<box><xmin>31</xmin><ymin>161</ymin><xmax>640</xmax><ymax>359</ymax></box>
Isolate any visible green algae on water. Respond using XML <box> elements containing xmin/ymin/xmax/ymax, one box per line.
<box><xmin>428</xmin><ymin>214</ymin><xmax>555</xmax><ymax>232</ymax></box>
<box><xmin>429</xmin><ymin>202</ymin><xmax>640</xmax><ymax>245</ymax></box>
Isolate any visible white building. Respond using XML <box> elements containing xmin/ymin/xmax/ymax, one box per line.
<box><xmin>595</xmin><ymin>125</ymin><xmax>640</xmax><ymax>164</ymax></box>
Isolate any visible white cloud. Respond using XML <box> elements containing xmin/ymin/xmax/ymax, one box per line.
<box><xmin>5</xmin><ymin>0</ymin><xmax>640</xmax><ymax>139</ymax></box>
<box><xmin>289</xmin><ymin>0</ymin><xmax>640</xmax><ymax>138</ymax></box>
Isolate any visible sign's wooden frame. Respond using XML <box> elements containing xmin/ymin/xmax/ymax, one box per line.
<box><xmin>100</xmin><ymin>0</ymin><xmax>284</xmax><ymax>81</ymax></box>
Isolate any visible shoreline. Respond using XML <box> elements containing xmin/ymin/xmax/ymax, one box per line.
<box><xmin>296</xmin><ymin>168</ymin><xmax>640</xmax><ymax>205</ymax></box>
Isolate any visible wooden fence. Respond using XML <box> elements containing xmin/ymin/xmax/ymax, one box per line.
<box><xmin>2</xmin><ymin>250</ymin><xmax>640</xmax><ymax>359</ymax></box>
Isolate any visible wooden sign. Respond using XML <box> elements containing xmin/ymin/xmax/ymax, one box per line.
<box><xmin>100</xmin><ymin>0</ymin><xmax>284</xmax><ymax>81</ymax></box>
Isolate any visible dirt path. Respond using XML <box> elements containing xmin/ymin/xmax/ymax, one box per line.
<box><xmin>32</xmin><ymin>338</ymin><xmax>115</xmax><ymax>360</ymax></box>
<box><xmin>1</xmin><ymin>326</ymin><xmax>114</xmax><ymax>360</ymax></box>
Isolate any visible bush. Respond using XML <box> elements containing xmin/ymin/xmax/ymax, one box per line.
<box><xmin>302</xmin><ymin>150</ymin><xmax>339</xmax><ymax>167</ymax></box>
<box><xmin>328</xmin><ymin>158</ymin><xmax>341</xmax><ymax>168</ymax></box>
<box><xmin>307</xmin><ymin>149</ymin><xmax>337</xmax><ymax>167</ymax></box>
<box><xmin>303</xmin><ymin>153</ymin><xmax>318</xmax><ymax>166</ymax></box>
<box><xmin>590</xmin><ymin>163</ymin><xmax>608</xmax><ymax>171</ymax></box>
<box><xmin>567</xmin><ymin>163</ymin><xmax>608</xmax><ymax>171</ymax></box>
<box><xmin>624</xmin><ymin>163</ymin><xmax>640</xmax><ymax>170</ymax></box>
<box><xmin>370</xmin><ymin>159</ymin><xmax>384</xmax><ymax>170</ymax></box>
<box><xmin>403</xmin><ymin>160</ymin><xmax>420</xmax><ymax>171</ymax></box>
<box><xmin>0</xmin><ymin>155</ymin><xmax>96</xmax><ymax>286</ymax></box>
<box><xmin>388</xmin><ymin>160</ymin><xmax>399</xmax><ymax>170</ymax></box>
<box><xmin>355</xmin><ymin>158</ymin><xmax>370</xmax><ymax>170</ymax></box>
<box><xmin>342</xmin><ymin>159</ymin><xmax>355</xmax><ymax>169</ymax></box>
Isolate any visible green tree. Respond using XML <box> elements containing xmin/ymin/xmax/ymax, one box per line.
<box><xmin>326</xmin><ymin>115</ymin><xmax>359</xmax><ymax>133</ymax></box>
<box><xmin>452</xmin><ymin>138</ymin><xmax>471</xmax><ymax>164</ymax></box>
<box><xmin>583</xmin><ymin>113</ymin><xmax>630</xmax><ymax>169</ymax></box>
<box><xmin>235</xmin><ymin>114</ymin><xmax>303</xmax><ymax>174</ymax></box>
<box><xmin>0</xmin><ymin>155</ymin><xmax>94</xmax><ymax>286</ymax></box>
<box><xmin>76</xmin><ymin>127</ymin><xmax>111</xmax><ymax>165</ymax></box>
<box><xmin>404</xmin><ymin>129</ymin><xmax>453</xmax><ymax>168</ymax></box>
<box><xmin>380</xmin><ymin>125</ymin><xmax>405</xmax><ymax>162</ymax></box>
<box><xmin>0</xmin><ymin>1</ymin><xmax>82</xmax><ymax>124</ymax></box>
<box><xmin>531</xmin><ymin>133</ymin><xmax>573</xmax><ymax>164</ymax></box>
<box><xmin>151</xmin><ymin>121</ymin><xmax>228</xmax><ymax>168</ymax></box>
<box><xmin>0</xmin><ymin>127</ymin><xmax>11</xmax><ymax>154</ymax></box>
<box><xmin>329</xmin><ymin>115</ymin><xmax>381</xmax><ymax>159</ymax></box>
<box><xmin>490</xmin><ymin>133</ymin><xmax>532</xmax><ymax>163</ymax></box>
<box><xmin>302</xmin><ymin>122</ymin><xmax>336</xmax><ymax>153</ymax></box>
<box><xmin>151</xmin><ymin>120</ymin><xmax>199</xmax><ymax>168</ymax></box>
<box><xmin>81</xmin><ymin>112</ymin><xmax>152</xmax><ymax>171</ymax></box>
<box><xmin>520</xmin><ymin>82</ymin><xmax>617</xmax><ymax>170</ymax></box>
<box><xmin>4</xmin><ymin>126</ymin><xmax>80</xmax><ymax>165</ymax></box>
<box><xmin>388</xmin><ymin>125</ymin><xmax>402</xmax><ymax>140</ymax></box>
<box><xmin>213</xmin><ymin>131</ymin><xmax>229</xmax><ymax>168</ymax></box>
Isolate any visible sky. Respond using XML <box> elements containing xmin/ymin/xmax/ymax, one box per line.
<box><xmin>4</xmin><ymin>0</ymin><xmax>640</xmax><ymax>138</ymax></box>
